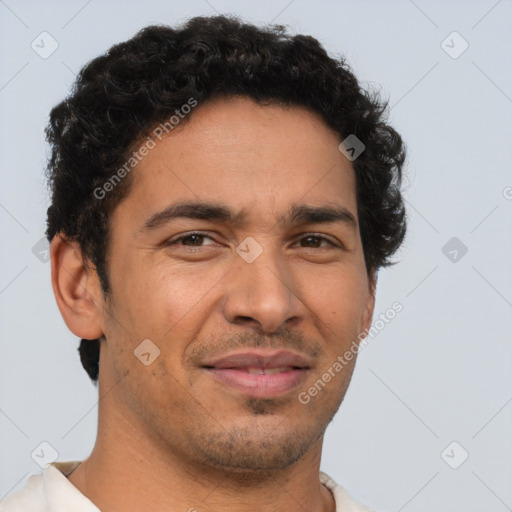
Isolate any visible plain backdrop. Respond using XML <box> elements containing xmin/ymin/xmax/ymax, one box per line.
<box><xmin>1</xmin><ymin>1</ymin><xmax>511</xmax><ymax>510</ymax></box>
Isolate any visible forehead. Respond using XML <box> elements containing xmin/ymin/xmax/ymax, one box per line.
<box><xmin>117</xmin><ymin>96</ymin><xmax>357</xmax><ymax>228</ymax></box>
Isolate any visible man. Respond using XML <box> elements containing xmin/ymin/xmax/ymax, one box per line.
<box><xmin>1</xmin><ymin>14</ymin><xmax>406</xmax><ymax>512</ymax></box>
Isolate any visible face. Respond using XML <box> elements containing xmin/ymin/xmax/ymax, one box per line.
<box><xmin>97</xmin><ymin>96</ymin><xmax>375</xmax><ymax>472</ymax></box>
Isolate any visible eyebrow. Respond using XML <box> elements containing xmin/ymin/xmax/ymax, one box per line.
<box><xmin>140</xmin><ymin>201</ymin><xmax>357</xmax><ymax>232</ymax></box>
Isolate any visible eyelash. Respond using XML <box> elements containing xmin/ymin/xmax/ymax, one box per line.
<box><xmin>165</xmin><ymin>231</ymin><xmax>339</xmax><ymax>249</ymax></box>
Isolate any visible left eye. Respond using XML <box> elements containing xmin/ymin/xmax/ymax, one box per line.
<box><xmin>167</xmin><ymin>233</ymin><xmax>217</xmax><ymax>246</ymax></box>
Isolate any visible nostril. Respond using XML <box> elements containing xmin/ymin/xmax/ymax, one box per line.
<box><xmin>234</xmin><ymin>316</ymin><xmax>259</xmax><ymax>326</ymax></box>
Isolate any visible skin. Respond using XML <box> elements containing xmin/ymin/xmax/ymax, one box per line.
<box><xmin>51</xmin><ymin>96</ymin><xmax>376</xmax><ymax>512</ymax></box>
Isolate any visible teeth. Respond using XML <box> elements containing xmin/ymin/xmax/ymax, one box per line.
<box><xmin>245</xmin><ymin>367</ymin><xmax>293</xmax><ymax>375</ymax></box>
<box><xmin>247</xmin><ymin>367</ymin><xmax>265</xmax><ymax>375</ymax></box>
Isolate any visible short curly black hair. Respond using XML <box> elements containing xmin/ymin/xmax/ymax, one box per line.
<box><xmin>45</xmin><ymin>14</ymin><xmax>407</xmax><ymax>383</ymax></box>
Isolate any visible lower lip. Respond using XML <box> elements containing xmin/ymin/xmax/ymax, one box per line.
<box><xmin>206</xmin><ymin>368</ymin><xmax>308</xmax><ymax>398</ymax></box>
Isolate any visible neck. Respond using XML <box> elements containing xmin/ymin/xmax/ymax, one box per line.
<box><xmin>68</xmin><ymin>399</ymin><xmax>335</xmax><ymax>512</ymax></box>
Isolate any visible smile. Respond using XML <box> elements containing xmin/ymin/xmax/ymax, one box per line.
<box><xmin>201</xmin><ymin>350</ymin><xmax>311</xmax><ymax>398</ymax></box>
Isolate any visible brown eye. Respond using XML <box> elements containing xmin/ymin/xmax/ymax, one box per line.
<box><xmin>166</xmin><ymin>232</ymin><xmax>217</xmax><ymax>247</ymax></box>
<box><xmin>179</xmin><ymin>234</ymin><xmax>206</xmax><ymax>246</ymax></box>
<box><xmin>298</xmin><ymin>235</ymin><xmax>337</xmax><ymax>248</ymax></box>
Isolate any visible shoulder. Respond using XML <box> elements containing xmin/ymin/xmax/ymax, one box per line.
<box><xmin>0</xmin><ymin>472</ymin><xmax>47</xmax><ymax>511</ymax></box>
<box><xmin>320</xmin><ymin>471</ymin><xmax>376</xmax><ymax>512</ymax></box>
<box><xmin>0</xmin><ymin>461</ymin><xmax>90</xmax><ymax>512</ymax></box>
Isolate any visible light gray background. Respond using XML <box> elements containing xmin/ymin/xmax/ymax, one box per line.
<box><xmin>1</xmin><ymin>1</ymin><xmax>511</xmax><ymax>510</ymax></box>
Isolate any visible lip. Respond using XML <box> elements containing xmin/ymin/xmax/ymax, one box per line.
<box><xmin>201</xmin><ymin>349</ymin><xmax>311</xmax><ymax>398</ymax></box>
<box><xmin>203</xmin><ymin>349</ymin><xmax>312</xmax><ymax>370</ymax></box>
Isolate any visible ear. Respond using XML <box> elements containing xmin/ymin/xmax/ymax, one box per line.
<box><xmin>360</xmin><ymin>268</ymin><xmax>377</xmax><ymax>335</ymax></box>
<box><xmin>50</xmin><ymin>233</ymin><xmax>105</xmax><ymax>340</ymax></box>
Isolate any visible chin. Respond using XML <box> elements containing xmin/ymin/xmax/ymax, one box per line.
<box><xmin>191</xmin><ymin>416</ymin><xmax>327</xmax><ymax>473</ymax></box>
<box><xmin>201</xmin><ymin>440</ymin><xmax>308</xmax><ymax>472</ymax></box>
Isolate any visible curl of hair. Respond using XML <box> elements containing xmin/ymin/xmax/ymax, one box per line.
<box><xmin>45</xmin><ymin>15</ymin><xmax>407</xmax><ymax>382</ymax></box>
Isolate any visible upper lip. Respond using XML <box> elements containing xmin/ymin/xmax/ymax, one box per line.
<box><xmin>202</xmin><ymin>349</ymin><xmax>312</xmax><ymax>370</ymax></box>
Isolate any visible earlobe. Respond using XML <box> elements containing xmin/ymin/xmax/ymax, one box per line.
<box><xmin>50</xmin><ymin>233</ymin><xmax>104</xmax><ymax>340</ymax></box>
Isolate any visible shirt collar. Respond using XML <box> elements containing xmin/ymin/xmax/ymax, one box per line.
<box><xmin>43</xmin><ymin>461</ymin><xmax>100</xmax><ymax>512</ymax></box>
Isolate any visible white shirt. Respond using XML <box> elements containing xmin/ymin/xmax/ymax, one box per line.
<box><xmin>0</xmin><ymin>461</ymin><xmax>375</xmax><ymax>511</ymax></box>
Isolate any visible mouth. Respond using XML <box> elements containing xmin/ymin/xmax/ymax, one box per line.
<box><xmin>201</xmin><ymin>350</ymin><xmax>311</xmax><ymax>398</ymax></box>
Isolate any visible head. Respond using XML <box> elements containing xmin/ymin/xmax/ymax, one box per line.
<box><xmin>47</xmin><ymin>15</ymin><xmax>406</xmax><ymax>472</ymax></box>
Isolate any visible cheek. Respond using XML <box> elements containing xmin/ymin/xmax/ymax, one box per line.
<box><xmin>301</xmin><ymin>266</ymin><xmax>369</xmax><ymax>337</ymax></box>
<box><xmin>113</xmin><ymin>260</ymin><xmax>226</xmax><ymax>342</ymax></box>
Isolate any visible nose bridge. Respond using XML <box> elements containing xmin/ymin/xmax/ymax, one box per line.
<box><xmin>223</xmin><ymin>236</ymin><xmax>304</xmax><ymax>333</ymax></box>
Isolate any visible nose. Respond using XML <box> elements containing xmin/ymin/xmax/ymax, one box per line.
<box><xmin>222</xmin><ymin>242</ymin><xmax>305</xmax><ymax>334</ymax></box>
